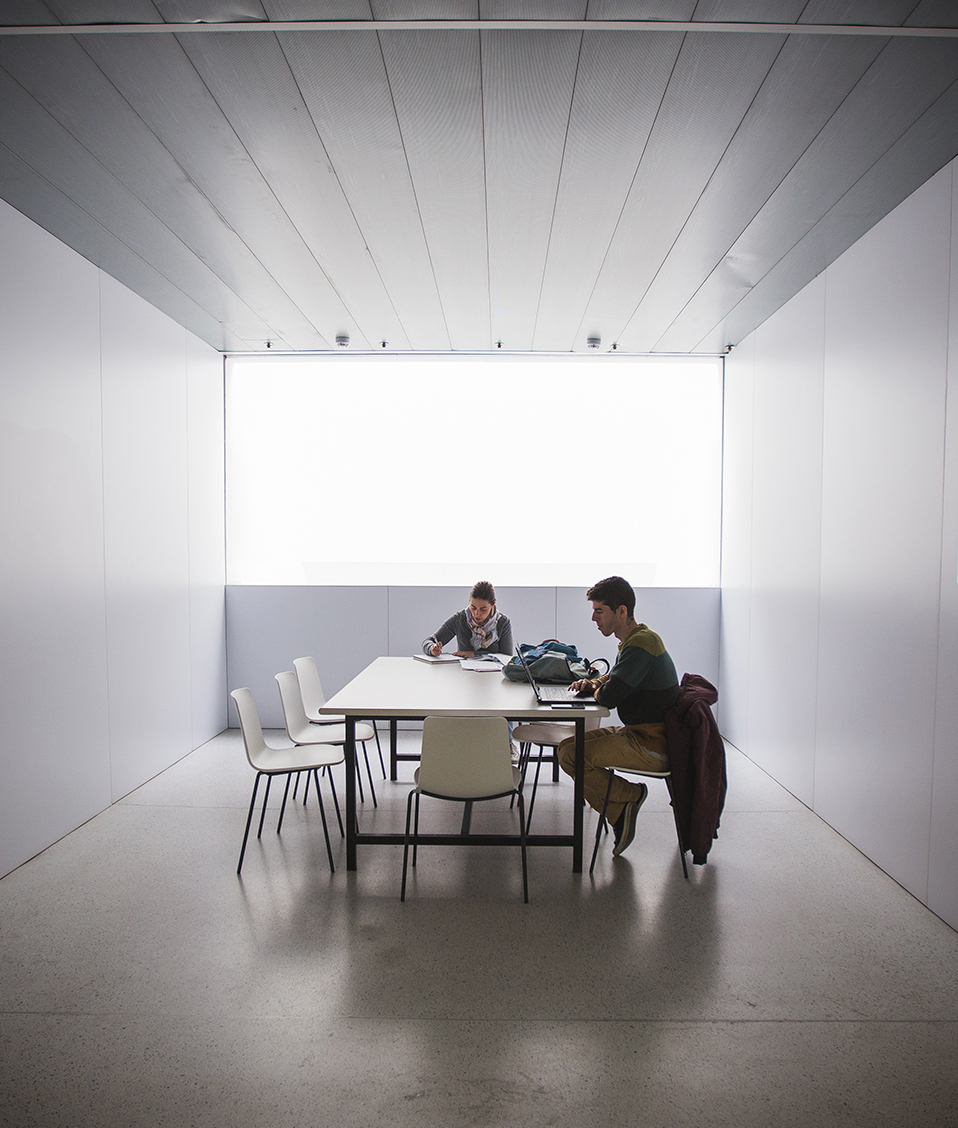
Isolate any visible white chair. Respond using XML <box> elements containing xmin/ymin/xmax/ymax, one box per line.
<box><xmin>588</xmin><ymin>762</ymin><xmax>689</xmax><ymax>879</ymax></box>
<box><xmin>293</xmin><ymin>656</ymin><xmax>383</xmax><ymax>800</ymax></box>
<box><xmin>274</xmin><ymin>670</ymin><xmax>352</xmax><ymax>838</ymax></box>
<box><xmin>231</xmin><ymin>687</ymin><xmax>341</xmax><ymax>876</ymax></box>
<box><xmin>402</xmin><ymin>716</ymin><xmax>528</xmax><ymax>903</ymax></box>
<box><xmin>512</xmin><ymin>714</ymin><xmax>603</xmax><ymax>825</ymax></box>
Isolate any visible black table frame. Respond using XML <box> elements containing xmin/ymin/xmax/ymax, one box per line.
<box><xmin>343</xmin><ymin>713</ymin><xmax>587</xmax><ymax>872</ymax></box>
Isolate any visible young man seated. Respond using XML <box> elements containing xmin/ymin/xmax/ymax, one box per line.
<box><xmin>558</xmin><ymin>575</ymin><xmax>680</xmax><ymax>858</ymax></box>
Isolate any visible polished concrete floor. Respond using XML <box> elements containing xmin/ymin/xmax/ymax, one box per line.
<box><xmin>2</xmin><ymin>728</ymin><xmax>958</xmax><ymax>1127</ymax></box>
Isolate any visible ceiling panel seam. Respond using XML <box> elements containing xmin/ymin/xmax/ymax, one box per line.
<box><xmin>0</xmin><ymin>58</ymin><xmax>287</xmax><ymax>343</ymax></box>
<box><xmin>568</xmin><ymin>30</ymin><xmax>687</xmax><ymax>349</ymax></box>
<box><xmin>376</xmin><ymin>28</ymin><xmax>453</xmax><ymax>350</ymax></box>
<box><xmin>44</xmin><ymin>31</ymin><xmax>338</xmax><ymax>345</ymax></box>
<box><xmin>530</xmin><ymin>29</ymin><xmax>585</xmax><ymax>348</ymax></box>
<box><xmin>6</xmin><ymin>21</ymin><xmax>958</xmax><ymax>36</ymax></box>
<box><xmin>151</xmin><ymin>30</ymin><xmax>344</xmax><ymax>345</ymax></box>
<box><xmin>271</xmin><ymin>29</ymin><xmax>411</xmax><ymax>347</ymax></box>
<box><xmin>645</xmin><ymin>28</ymin><xmax>902</xmax><ymax>349</ymax></box>
<box><xmin>615</xmin><ymin>32</ymin><xmax>789</xmax><ymax>349</ymax></box>
<box><xmin>690</xmin><ymin>69</ymin><xmax>958</xmax><ymax>351</ymax></box>
<box><xmin>479</xmin><ymin>28</ymin><xmax>492</xmax><ymax>349</ymax></box>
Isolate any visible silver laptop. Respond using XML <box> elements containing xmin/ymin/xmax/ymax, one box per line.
<box><xmin>514</xmin><ymin>645</ymin><xmax>596</xmax><ymax>705</ymax></box>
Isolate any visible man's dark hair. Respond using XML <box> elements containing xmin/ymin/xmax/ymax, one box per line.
<box><xmin>471</xmin><ymin>580</ymin><xmax>496</xmax><ymax>603</ymax></box>
<box><xmin>586</xmin><ymin>575</ymin><xmax>635</xmax><ymax>618</ymax></box>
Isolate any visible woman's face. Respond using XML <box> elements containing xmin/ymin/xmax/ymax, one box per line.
<box><xmin>469</xmin><ymin>598</ymin><xmax>495</xmax><ymax>624</ymax></box>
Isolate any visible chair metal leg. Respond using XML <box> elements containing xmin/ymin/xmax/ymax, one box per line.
<box><xmin>237</xmin><ymin>772</ymin><xmax>263</xmax><ymax>875</ymax></box>
<box><xmin>665</xmin><ymin>776</ymin><xmax>690</xmax><ymax>880</ymax></box>
<box><xmin>292</xmin><ymin>773</ymin><xmax>301</xmax><ymax>801</ymax></box>
<box><xmin>257</xmin><ymin>775</ymin><xmax>273</xmax><ymax>838</ymax></box>
<box><xmin>371</xmin><ymin>720</ymin><xmax>386</xmax><ymax>778</ymax></box>
<box><xmin>326</xmin><ymin>767</ymin><xmax>344</xmax><ymax>837</ymax></box>
<box><xmin>516</xmin><ymin>789</ymin><xmax>529</xmax><ymax>903</ymax></box>
<box><xmin>361</xmin><ymin>741</ymin><xmax>378</xmax><ymax>807</ymax></box>
<box><xmin>401</xmin><ymin>789</ymin><xmax>417</xmax><ymax>901</ymax></box>
<box><xmin>356</xmin><ymin>748</ymin><xmax>366</xmax><ymax>804</ymax></box>
<box><xmin>412</xmin><ymin>791</ymin><xmax>421</xmax><ymax>867</ymax></box>
<box><xmin>589</xmin><ymin>772</ymin><xmax>615</xmax><ymax>875</ymax></box>
<box><xmin>511</xmin><ymin>742</ymin><xmax>532</xmax><ymax>809</ymax></box>
<box><xmin>527</xmin><ymin>747</ymin><xmax>545</xmax><ymax>827</ymax></box>
<box><xmin>301</xmin><ymin>770</ymin><xmax>310</xmax><ymax>806</ymax></box>
<box><xmin>313</xmin><ymin>768</ymin><xmax>335</xmax><ymax>873</ymax></box>
<box><xmin>276</xmin><ymin>773</ymin><xmax>293</xmax><ymax>833</ymax></box>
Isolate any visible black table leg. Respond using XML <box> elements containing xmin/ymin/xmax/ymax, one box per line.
<box><xmin>573</xmin><ymin>715</ymin><xmax>584</xmax><ymax>872</ymax></box>
<box><xmin>346</xmin><ymin>715</ymin><xmax>357</xmax><ymax>870</ymax></box>
<box><xmin>390</xmin><ymin>719</ymin><xmax>398</xmax><ymax>780</ymax></box>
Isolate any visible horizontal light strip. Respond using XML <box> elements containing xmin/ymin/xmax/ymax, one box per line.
<box><xmin>1</xmin><ymin>21</ymin><xmax>958</xmax><ymax>38</ymax></box>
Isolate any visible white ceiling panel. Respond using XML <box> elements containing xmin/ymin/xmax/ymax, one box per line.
<box><xmin>483</xmin><ymin>28</ymin><xmax>582</xmax><ymax>350</ymax></box>
<box><xmin>655</xmin><ymin>32</ymin><xmax>958</xmax><ymax>351</ymax></box>
<box><xmin>4</xmin><ymin>2</ymin><xmax>958</xmax><ymax>355</ymax></box>
<box><xmin>531</xmin><ymin>28</ymin><xmax>684</xmax><ymax>351</ymax></box>
<box><xmin>576</xmin><ymin>28</ymin><xmax>787</xmax><ymax>349</ymax></box>
<box><xmin>381</xmin><ymin>30</ymin><xmax>489</xmax><ymax>349</ymax></box>
<box><xmin>279</xmin><ymin>28</ymin><xmax>452</xmax><ymax>348</ymax></box>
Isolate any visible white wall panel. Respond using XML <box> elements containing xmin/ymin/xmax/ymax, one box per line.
<box><xmin>718</xmin><ymin>337</ymin><xmax>755</xmax><ymax>743</ymax></box>
<box><xmin>814</xmin><ymin>168</ymin><xmax>950</xmax><ymax>898</ymax></box>
<box><xmin>929</xmin><ymin>165</ymin><xmax>958</xmax><ymax>926</ymax></box>
<box><xmin>0</xmin><ymin>200</ymin><xmax>111</xmax><ymax>875</ymax></box>
<box><xmin>187</xmin><ymin>334</ymin><xmax>227</xmax><ymax>747</ymax></box>
<box><xmin>746</xmin><ymin>278</ymin><xmax>825</xmax><ymax>805</ymax></box>
<box><xmin>101</xmin><ymin>275</ymin><xmax>194</xmax><ymax>800</ymax></box>
<box><xmin>225</xmin><ymin>586</ymin><xmax>389</xmax><ymax>729</ymax></box>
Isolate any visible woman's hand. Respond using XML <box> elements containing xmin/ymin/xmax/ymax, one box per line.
<box><xmin>430</xmin><ymin>642</ymin><xmax>442</xmax><ymax>657</ymax></box>
<box><xmin>454</xmin><ymin>650</ymin><xmax>475</xmax><ymax>658</ymax></box>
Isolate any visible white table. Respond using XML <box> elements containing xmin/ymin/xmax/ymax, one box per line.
<box><xmin>320</xmin><ymin>656</ymin><xmax>608</xmax><ymax>872</ymax></box>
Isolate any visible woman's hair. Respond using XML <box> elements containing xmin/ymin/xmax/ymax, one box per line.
<box><xmin>470</xmin><ymin>580</ymin><xmax>496</xmax><ymax>603</ymax></box>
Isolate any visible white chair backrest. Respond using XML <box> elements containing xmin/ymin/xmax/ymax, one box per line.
<box><xmin>231</xmin><ymin>688</ymin><xmax>268</xmax><ymax>766</ymax></box>
<box><xmin>293</xmin><ymin>656</ymin><xmax>326</xmax><ymax>717</ymax></box>
<box><xmin>418</xmin><ymin>716</ymin><xmax>515</xmax><ymax>799</ymax></box>
<box><xmin>276</xmin><ymin>670</ymin><xmax>314</xmax><ymax>743</ymax></box>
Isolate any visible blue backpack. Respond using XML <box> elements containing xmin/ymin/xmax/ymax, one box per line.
<box><xmin>503</xmin><ymin>640</ymin><xmax>609</xmax><ymax>685</ymax></box>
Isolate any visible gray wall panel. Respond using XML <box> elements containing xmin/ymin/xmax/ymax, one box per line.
<box><xmin>227</xmin><ymin>584</ymin><xmax>721</xmax><ymax>727</ymax></box>
<box><xmin>226</xmin><ymin>585</ymin><xmax>390</xmax><ymax>728</ymax></box>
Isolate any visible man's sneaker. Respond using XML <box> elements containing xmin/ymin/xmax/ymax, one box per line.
<box><xmin>612</xmin><ymin>784</ymin><xmax>648</xmax><ymax>857</ymax></box>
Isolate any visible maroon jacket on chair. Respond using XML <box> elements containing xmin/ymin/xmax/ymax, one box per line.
<box><xmin>664</xmin><ymin>673</ymin><xmax>727</xmax><ymax>864</ymax></box>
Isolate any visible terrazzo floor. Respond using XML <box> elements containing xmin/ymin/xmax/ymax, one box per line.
<box><xmin>2</xmin><ymin>728</ymin><xmax>958</xmax><ymax>1127</ymax></box>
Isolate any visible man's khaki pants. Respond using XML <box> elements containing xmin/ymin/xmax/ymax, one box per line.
<box><xmin>558</xmin><ymin>723</ymin><xmax>670</xmax><ymax>828</ymax></box>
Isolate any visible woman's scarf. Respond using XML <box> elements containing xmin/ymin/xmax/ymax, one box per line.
<box><xmin>466</xmin><ymin>606</ymin><xmax>499</xmax><ymax>652</ymax></box>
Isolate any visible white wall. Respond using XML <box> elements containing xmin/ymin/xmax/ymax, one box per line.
<box><xmin>721</xmin><ymin>160</ymin><xmax>958</xmax><ymax>929</ymax></box>
<box><xmin>226</xmin><ymin>584</ymin><xmax>720</xmax><ymax>729</ymax></box>
<box><xmin>0</xmin><ymin>199</ymin><xmax>226</xmax><ymax>878</ymax></box>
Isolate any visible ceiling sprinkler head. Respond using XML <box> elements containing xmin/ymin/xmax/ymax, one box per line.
<box><xmin>587</xmin><ymin>335</ymin><xmax>601</xmax><ymax>350</ymax></box>
<box><xmin>335</xmin><ymin>334</ymin><xmax>350</xmax><ymax>348</ymax></box>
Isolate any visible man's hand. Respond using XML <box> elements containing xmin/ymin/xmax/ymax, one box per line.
<box><xmin>569</xmin><ymin>678</ymin><xmax>595</xmax><ymax>696</ymax></box>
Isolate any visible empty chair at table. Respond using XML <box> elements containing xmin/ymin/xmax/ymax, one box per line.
<box><xmin>231</xmin><ymin>687</ymin><xmax>340</xmax><ymax>876</ymax></box>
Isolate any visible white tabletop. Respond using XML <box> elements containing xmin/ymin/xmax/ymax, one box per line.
<box><xmin>320</xmin><ymin>656</ymin><xmax>608</xmax><ymax>721</ymax></box>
